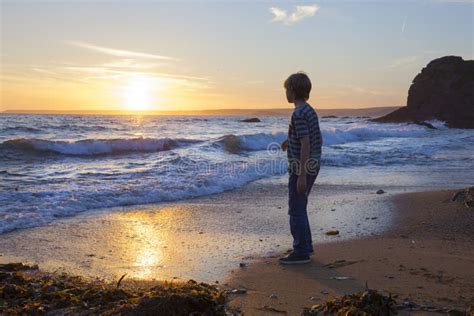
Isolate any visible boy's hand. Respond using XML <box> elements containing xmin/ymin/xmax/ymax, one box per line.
<box><xmin>281</xmin><ymin>139</ymin><xmax>288</xmax><ymax>152</ymax></box>
<box><xmin>297</xmin><ymin>175</ymin><xmax>307</xmax><ymax>194</ymax></box>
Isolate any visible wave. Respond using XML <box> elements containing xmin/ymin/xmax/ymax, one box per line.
<box><xmin>0</xmin><ymin>122</ymin><xmax>434</xmax><ymax>158</ymax></box>
<box><xmin>0</xmin><ymin>156</ymin><xmax>288</xmax><ymax>234</ymax></box>
<box><xmin>321</xmin><ymin>123</ymin><xmax>429</xmax><ymax>146</ymax></box>
<box><xmin>216</xmin><ymin>123</ymin><xmax>430</xmax><ymax>153</ymax></box>
<box><xmin>0</xmin><ymin>126</ymin><xmax>42</xmax><ymax>133</ymax></box>
<box><xmin>0</xmin><ymin>137</ymin><xmax>201</xmax><ymax>156</ymax></box>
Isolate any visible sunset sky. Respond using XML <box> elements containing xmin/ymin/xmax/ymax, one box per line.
<box><xmin>1</xmin><ymin>0</ymin><xmax>472</xmax><ymax>112</ymax></box>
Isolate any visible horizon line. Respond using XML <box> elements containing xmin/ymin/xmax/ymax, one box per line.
<box><xmin>0</xmin><ymin>106</ymin><xmax>400</xmax><ymax>116</ymax></box>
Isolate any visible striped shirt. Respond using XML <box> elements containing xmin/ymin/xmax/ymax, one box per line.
<box><xmin>287</xmin><ymin>102</ymin><xmax>322</xmax><ymax>175</ymax></box>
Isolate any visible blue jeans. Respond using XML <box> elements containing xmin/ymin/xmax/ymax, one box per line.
<box><xmin>288</xmin><ymin>172</ymin><xmax>318</xmax><ymax>256</ymax></box>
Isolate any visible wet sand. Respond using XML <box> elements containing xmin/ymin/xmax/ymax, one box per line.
<box><xmin>226</xmin><ymin>189</ymin><xmax>474</xmax><ymax>315</ymax></box>
<box><xmin>0</xmin><ymin>176</ymin><xmax>399</xmax><ymax>282</ymax></box>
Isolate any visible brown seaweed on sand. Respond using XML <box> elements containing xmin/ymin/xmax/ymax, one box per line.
<box><xmin>303</xmin><ymin>288</ymin><xmax>397</xmax><ymax>316</ymax></box>
<box><xmin>0</xmin><ymin>263</ymin><xmax>226</xmax><ymax>315</ymax></box>
<box><xmin>451</xmin><ymin>187</ymin><xmax>474</xmax><ymax>209</ymax></box>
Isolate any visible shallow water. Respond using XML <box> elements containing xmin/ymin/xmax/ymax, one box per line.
<box><xmin>0</xmin><ymin>180</ymin><xmax>400</xmax><ymax>282</ymax></box>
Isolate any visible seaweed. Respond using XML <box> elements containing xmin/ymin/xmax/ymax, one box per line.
<box><xmin>0</xmin><ymin>263</ymin><xmax>227</xmax><ymax>315</ymax></box>
<box><xmin>303</xmin><ymin>288</ymin><xmax>397</xmax><ymax>316</ymax></box>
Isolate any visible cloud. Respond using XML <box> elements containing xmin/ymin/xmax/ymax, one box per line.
<box><xmin>66</xmin><ymin>41</ymin><xmax>176</xmax><ymax>60</ymax></box>
<box><xmin>270</xmin><ymin>4</ymin><xmax>319</xmax><ymax>25</ymax></box>
<box><xmin>269</xmin><ymin>7</ymin><xmax>288</xmax><ymax>22</ymax></box>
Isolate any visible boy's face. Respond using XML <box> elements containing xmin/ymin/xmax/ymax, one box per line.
<box><xmin>285</xmin><ymin>88</ymin><xmax>294</xmax><ymax>103</ymax></box>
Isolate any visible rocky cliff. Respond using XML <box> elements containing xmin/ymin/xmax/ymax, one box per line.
<box><xmin>374</xmin><ymin>56</ymin><xmax>474</xmax><ymax>128</ymax></box>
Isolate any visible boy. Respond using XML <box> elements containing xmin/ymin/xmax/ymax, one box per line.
<box><xmin>279</xmin><ymin>72</ymin><xmax>322</xmax><ymax>265</ymax></box>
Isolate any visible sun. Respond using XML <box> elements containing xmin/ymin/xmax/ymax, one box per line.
<box><xmin>122</xmin><ymin>76</ymin><xmax>154</xmax><ymax>111</ymax></box>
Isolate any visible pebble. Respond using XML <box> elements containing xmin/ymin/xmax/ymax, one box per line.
<box><xmin>239</xmin><ymin>262</ymin><xmax>248</xmax><ymax>268</ymax></box>
<box><xmin>376</xmin><ymin>189</ymin><xmax>385</xmax><ymax>194</ymax></box>
<box><xmin>269</xmin><ymin>294</ymin><xmax>278</xmax><ymax>299</ymax></box>
<box><xmin>331</xmin><ymin>276</ymin><xmax>353</xmax><ymax>280</ymax></box>
<box><xmin>231</xmin><ymin>288</ymin><xmax>247</xmax><ymax>294</ymax></box>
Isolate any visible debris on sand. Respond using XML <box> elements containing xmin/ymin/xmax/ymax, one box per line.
<box><xmin>303</xmin><ymin>288</ymin><xmax>396</xmax><ymax>315</ymax></box>
<box><xmin>451</xmin><ymin>187</ymin><xmax>474</xmax><ymax>208</ymax></box>
<box><xmin>330</xmin><ymin>276</ymin><xmax>353</xmax><ymax>281</ymax></box>
<box><xmin>256</xmin><ymin>305</ymin><xmax>287</xmax><ymax>314</ymax></box>
<box><xmin>323</xmin><ymin>260</ymin><xmax>359</xmax><ymax>269</ymax></box>
<box><xmin>0</xmin><ymin>263</ymin><xmax>227</xmax><ymax>315</ymax></box>
<box><xmin>376</xmin><ymin>189</ymin><xmax>386</xmax><ymax>195</ymax></box>
<box><xmin>230</xmin><ymin>288</ymin><xmax>247</xmax><ymax>294</ymax></box>
<box><xmin>325</xmin><ymin>230</ymin><xmax>340</xmax><ymax>236</ymax></box>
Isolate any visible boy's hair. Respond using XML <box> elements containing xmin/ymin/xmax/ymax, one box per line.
<box><xmin>284</xmin><ymin>72</ymin><xmax>312</xmax><ymax>101</ymax></box>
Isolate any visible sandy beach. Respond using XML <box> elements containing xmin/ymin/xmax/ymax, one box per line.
<box><xmin>1</xmin><ymin>176</ymin><xmax>473</xmax><ymax>314</ymax></box>
<box><xmin>226</xmin><ymin>189</ymin><xmax>474</xmax><ymax>315</ymax></box>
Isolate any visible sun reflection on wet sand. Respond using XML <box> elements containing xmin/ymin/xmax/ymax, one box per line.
<box><xmin>131</xmin><ymin>220</ymin><xmax>162</xmax><ymax>278</ymax></box>
<box><xmin>114</xmin><ymin>212</ymin><xmax>170</xmax><ymax>279</ymax></box>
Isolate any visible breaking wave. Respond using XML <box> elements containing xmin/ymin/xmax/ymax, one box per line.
<box><xmin>0</xmin><ymin>137</ymin><xmax>202</xmax><ymax>156</ymax></box>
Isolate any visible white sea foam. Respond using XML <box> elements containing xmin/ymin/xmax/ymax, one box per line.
<box><xmin>1</xmin><ymin>137</ymin><xmax>200</xmax><ymax>156</ymax></box>
<box><xmin>321</xmin><ymin>123</ymin><xmax>428</xmax><ymax>146</ymax></box>
<box><xmin>0</xmin><ymin>157</ymin><xmax>288</xmax><ymax>234</ymax></box>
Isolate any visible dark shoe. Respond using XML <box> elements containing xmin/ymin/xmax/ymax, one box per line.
<box><xmin>279</xmin><ymin>252</ymin><xmax>311</xmax><ymax>265</ymax></box>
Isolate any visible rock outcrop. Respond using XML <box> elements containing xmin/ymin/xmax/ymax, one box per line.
<box><xmin>374</xmin><ymin>56</ymin><xmax>474</xmax><ymax>128</ymax></box>
<box><xmin>240</xmin><ymin>117</ymin><xmax>261</xmax><ymax>123</ymax></box>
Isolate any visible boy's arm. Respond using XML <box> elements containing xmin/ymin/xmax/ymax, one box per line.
<box><xmin>297</xmin><ymin>136</ymin><xmax>310</xmax><ymax>194</ymax></box>
<box><xmin>281</xmin><ymin>139</ymin><xmax>288</xmax><ymax>151</ymax></box>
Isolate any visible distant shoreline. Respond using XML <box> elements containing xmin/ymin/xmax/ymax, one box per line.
<box><xmin>0</xmin><ymin>106</ymin><xmax>399</xmax><ymax>118</ymax></box>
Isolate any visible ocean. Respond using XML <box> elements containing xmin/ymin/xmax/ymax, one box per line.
<box><xmin>1</xmin><ymin>114</ymin><xmax>473</xmax><ymax>234</ymax></box>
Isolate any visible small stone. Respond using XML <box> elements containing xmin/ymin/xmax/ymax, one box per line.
<box><xmin>325</xmin><ymin>230</ymin><xmax>339</xmax><ymax>236</ymax></box>
<box><xmin>376</xmin><ymin>189</ymin><xmax>385</xmax><ymax>194</ymax></box>
<box><xmin>269</xmin><ymin>293</ymin><xmax>278</xmax><ymax>299</ymax></box>
<box><xmin>239</xmin><ymin>262</ymin><xmax>248</xmax><ymax>268</ymax></box>
<box><xmin>331</xmin><ymin>209</ymin><xmax>336</xmax><ymax>212</ymax></box>
<box><xmin>231</xmin><ymin>288</ymin><xmax>247</xmax><ymax>294</ymax></box>
<box><xmin>310</xmin><ymin>296</ymin><xmax>317</xmax><ymax>301</ymax></box>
